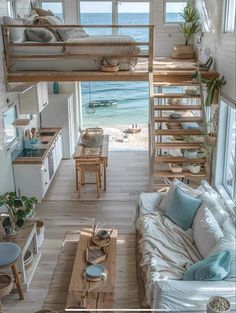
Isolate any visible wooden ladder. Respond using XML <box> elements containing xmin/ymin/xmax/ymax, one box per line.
<box><xmin>149</xmin><ymin>72</ymin><xmax>211</xmax><ymax>191</ymax></box>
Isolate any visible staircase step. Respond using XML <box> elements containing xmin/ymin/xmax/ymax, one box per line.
<box><xmin>155</xmin><ymin>117</ymin><xmax>202</xmax><ymax>123</ymax></box>
<box><xmin>155</xmin><ymin>156</ymin><xmax>206</xmax><ymax>163</ymax></box>
<box><xmin>154</xmin><ymin>93</ymin><xmax>200</xmax><ymax>99</ymax></box>
<box><xmin>155</xmin><ymin>129</ymin><xmax>204</xmax><ymax>136</ymax></box>
<box><xmin>153</xmin><ymin>82</ymin><xmax>200</xmax><ymax>87</ymax></box>
<box><xmin>153</xmin><ymin>169</ymin><xmax>207</xmax><ymax>179</ymax></box>
<box><xmin>155</xmin><ymin>142</ymin><xmax>203</xmax><ymax>149</ymax></box>
<box><xmin>154</xmin><ymin>105</ymin><xmax>202</xmax><ymax>111</ymax></box>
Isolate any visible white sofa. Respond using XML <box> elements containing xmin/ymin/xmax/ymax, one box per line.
<box><xmin>136</xmin><ymin>180</ymin><xmax>236</xmax><ymax>313</ymax></box>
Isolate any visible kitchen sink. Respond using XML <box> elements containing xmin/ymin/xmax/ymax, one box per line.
<box><xmin>41</xmin><ymin>141</ymin><xmax>49</xmax><ymax>144</ymax></box>
<box><xmin>40</xmin><ymin>131</ymin><xmax>56</xmax><ymax>136</ymax></box>
<box><xmin>18</xmin><ymin>148</ymin><xmax>47</xmax><ymax>158</ymax></box>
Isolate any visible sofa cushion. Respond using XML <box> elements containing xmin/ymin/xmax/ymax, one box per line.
<box><xmin>159</xmin><ymin>179</ymin><xmax>203</xmax><ymax>212</ymax></box>
<box><xmin>138</xmin><ymin>192</ymin><xmax>165</xmax><ymax>216</ymax></box>
<box><xmin>183</xmin><ymin>250</ymin><xmax>231</xmax><ymax>281</ymax></box>
<box><xmin>164</xmin><ymin>187</ymin><xmax>202</xmax><ymax>231</ymax></box>
<box><xmin>193</xmin><ymin>207</ymin><xmax>224</xmax><ymax>258</ymax></box>
<box><xmin>207</xmin><ymin>231</ymin><xmax>236</xmax><ymax>282</ymax></box>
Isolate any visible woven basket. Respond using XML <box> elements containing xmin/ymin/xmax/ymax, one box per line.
<box><xmin>0</xmin><ymin>273</ymin><xmax>13</xmax><ymax>297</ymax></box>
<box><xmin>82</xmin><ymin>128</ymin><xmax>103</xmax><ymax>147</ymax></box>
<box><xmin>101</xmin><ymin>58</ymin><xmax>119</xmax><ymax>72</ymax></box>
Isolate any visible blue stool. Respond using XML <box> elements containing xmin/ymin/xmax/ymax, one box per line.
<box><xmin>0</xmin><ymin>242</ymin><xmax>24</xmax><ymax>300</ymax></box>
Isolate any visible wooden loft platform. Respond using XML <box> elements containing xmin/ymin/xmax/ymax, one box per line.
<box><xmin>2</xmin><ymin>24</ymin><xmax>217</xmax><ymax>83</ymax></box>
<box><xmin>5</xmin><ymin>58</ymin><xmax>217</xmax><ymax>83</ymax></box>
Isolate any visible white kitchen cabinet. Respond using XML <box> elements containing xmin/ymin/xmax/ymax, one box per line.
<box><xmin>13</xmin><ymin>131</ymin><xmax>62</xmax><ymax>201</ymax></box>
<box><xmin>19</xmin><ymin>82</ymin><xmax>49</xmax><ymax>114</ymax></box>
<box><xmin>13</xmin><ymin>157</ymin><xmax>49</xmax><ymax>200</ymax></box>
<box><xmin>41</xmin><ymin>94</ymin><xmax>77</xmax><ymax>158</ymax></box>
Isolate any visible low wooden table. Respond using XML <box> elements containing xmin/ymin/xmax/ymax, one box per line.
<box><xmin>66</xmin><ymin>228</ymin><xmax>117</xmax><ymax>310</ymax></box>
<box><xmin>73</xmin><ymin>135</ymin><xmax>109</xmax><ymax>191</ymax></box>
<box><xmin>0</xmin><ymin>220</ymin><xmax>41</xmax><ymax>289</ymax></box>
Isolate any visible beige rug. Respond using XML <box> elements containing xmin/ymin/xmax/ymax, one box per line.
<box><xmin>42</xmin><ymin>232</ymin><xmax>140</xmax><ymax>312</ymax></box>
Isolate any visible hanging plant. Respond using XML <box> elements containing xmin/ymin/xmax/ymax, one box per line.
<box><xmin>202</xmin><ymin>75</ymin><xmax>226</xmax><ymax>106</ymax></box>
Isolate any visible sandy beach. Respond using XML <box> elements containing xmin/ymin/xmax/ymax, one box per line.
<box><xmin>101</xmin><ymin>124</ymin><xmax>149</xmax><ymax>150</ymax></box>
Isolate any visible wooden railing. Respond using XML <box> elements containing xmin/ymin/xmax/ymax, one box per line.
<box><xmin>1</xmin><ymin>24</ymin><xmax>154</xmax><ymax>76</ymax></box>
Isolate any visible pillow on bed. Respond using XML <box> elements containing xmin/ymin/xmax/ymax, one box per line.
<box><xmin>34</xmin><ymin>16</ymin><xmax>62</xmax><ymax>41</ymax></box>
<box><xmin>3</xmin><ymin>16</ymin><xmax>26</xmax><ymax>43</ymax></box>
<box><xmin>25</xmin><ymin>28</ymin><xmax>57</xmax><ymax>42</ymax></box>
<box><xmin>45</xmin><ymin>16</ymin><xmax>88</xmax><ymax>40</ymax></box>
<box><xmin>59</xmin><ymin>28</ymin><xmax>88</xmax><ymax>40</ymax></box>
<box><xmin>34</xmin><ymin>8</ymin><xmax>54</xmax><ymax>17</ymax></box>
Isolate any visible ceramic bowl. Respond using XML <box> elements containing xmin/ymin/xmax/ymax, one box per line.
<box><xmin>97</xmin><ymin>229</ymin><xmax>109</xmax><ymax>240</ymax></box>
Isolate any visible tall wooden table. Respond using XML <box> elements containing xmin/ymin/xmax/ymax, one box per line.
<box><xmin>73</xmin><ymin>135</ymin><xmax>109</xmax><ymax>190</ymax></box>
<box><xmin>0</xmin><ymin>220</ymin><xmax>41</xmax><ymax>289</ymax></box>
<box><xmin>66</xmin><ymin>228</ymin><xmax>117</xmax><ymax>310</ymax></box>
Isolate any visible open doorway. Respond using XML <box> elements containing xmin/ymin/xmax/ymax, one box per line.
<box><xmin>81</xmin><ymin>81</ymin><xmax>149</xmax><ymax>150</ymax></box>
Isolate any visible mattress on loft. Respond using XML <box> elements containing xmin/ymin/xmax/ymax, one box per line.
<box><xmin>10</xmin><ymin>35</ymin><xmax>140</xmax><ymax>72</ymax></box>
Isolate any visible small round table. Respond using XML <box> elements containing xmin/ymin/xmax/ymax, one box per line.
<box><xmin>0</xmin><ymin>242</ymin><xmax>24</xmax><ymax>300</ymax></box>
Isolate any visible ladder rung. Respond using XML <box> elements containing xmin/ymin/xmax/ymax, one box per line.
<box><xmin>153</xmin><ymin>169</ymin><xmax>207</xmax><ymax>178</ymax></box>
<box><xmin>155</xmin><ymin>129</ymin><xmax>204</xmax><ymax>136</ymax></box>
<box><xmin>155</xmin><ymin>156</ymin><xmax>206</xmax><ymax>163</ymax></box>
<box><xmin>155</xmin><ymin>142</ymin><xmax>203</xmax><ymax>149</ymax></box>
<box><xmin>155</xmin><ymin>117</ymin><xmax>202</xmax><ymax>123</ymax></box>
<box><xmin>154</xmin><ymin>105</ymin><xmax>202</xmax><ymax>111</ymax></box>
<box><xmin>154</xmin><ymin>93</ymin><xmax>200</xmax><ymax>98</ymax></box>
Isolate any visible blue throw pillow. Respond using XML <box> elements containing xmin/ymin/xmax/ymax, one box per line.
<box><xmin>183</xmin><ymin>250</ymin><xmax>231</xmax><ymax>281</ymax></box>
<box><xmin>164</xmin><ymin>187</ymin><xmax>202</xmax><ymax>231</ymax></box>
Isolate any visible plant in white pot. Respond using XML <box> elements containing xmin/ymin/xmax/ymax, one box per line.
<box><xmin>172</xmin><ymin>5</ymin><xmax>201</xmax><ymax>59</ymax></box>
<box><xmin>207</xmin><ymin>296</ymin><xmax>231</xmax><ymax>313</ymax></box>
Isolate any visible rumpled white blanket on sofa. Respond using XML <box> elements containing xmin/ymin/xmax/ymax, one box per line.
<box><xmin>137</xmin><ymin>212</ymin><xmax>202</xmax><ymax>304</ymax></box>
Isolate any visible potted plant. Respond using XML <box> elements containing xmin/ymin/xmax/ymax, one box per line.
<box><xmin>169</xmin><ymin>163</ymin><xmax>183</xmax><ymax>173</ymax></box>
<box><xmin>202</xmin><ymin>75</ymin><xmax>226</xmax><ymax>107</ymax></box>
<box><xmin>172</xmin><ymin>5</ymin><xmax>201</xmax><ymax>59</ymax></box>
<box><xmin>207</xmin><ymin>296</ymin><xmax>231</xmax><ymax>313</ymax></box>
<box><xmin>0</xmin><ymin>193</ymin><xmax>38</xmax><ymax>237</ymax></box>
<box><xmin>202</xmin><ymin>75</ymin><xmax>226</xmax><ymax>145</ymax></box>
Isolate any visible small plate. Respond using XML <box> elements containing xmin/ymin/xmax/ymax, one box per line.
<box><xmin>86</xmin><ymin>264</ymin><xmax>105</xmax><ymax>278</ymax></box>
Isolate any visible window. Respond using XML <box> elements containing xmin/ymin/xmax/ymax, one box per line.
<box><xmin>223</xmin><ymin>106</ymin><xmax>236</xmax><ymax>199</ymax></box>
<box><xmin>40</xmin><ymin>1</ymin><xmax>64</xmax><ymax>18</ymax></box>
<box><xmin>3</xmin><ymin>106</ymin><xmax>18</xmax><ymax>147</ymax></box>
<box><xmin>7</xmin><ymin>0</ymin><xmax>16</xmax><ymax>18</ymax></box>
<box><xmin>215</xmin><ymin>100</ymin><xmax>236</xmax><ymax>207</ymax></box>
<box><xmin>164</xmin><ymin>1</ymin><xmax>187</xmax><ymax>23</ymax></box>
<box><xmin>224</xmin><ymin>0</ymin><xmax>236</xmax><ymax>32</ymax></box>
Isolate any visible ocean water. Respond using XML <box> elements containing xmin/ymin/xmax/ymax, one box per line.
<box><xmin>79</xmin><ymin>13</ymin><xmax>178</xmax><ymax>127</ymax></box>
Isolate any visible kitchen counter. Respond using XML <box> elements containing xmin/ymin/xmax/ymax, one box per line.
<box><xmin>13</xmin><ymin>128</ymin><xmax>62</xmax><ymax>165</ymax></box>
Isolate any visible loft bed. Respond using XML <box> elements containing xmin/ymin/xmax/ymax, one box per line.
<box><xmin>1</xmin><ymin>23</ymin><xmax>154</xmax><ymax>83</ymax></box>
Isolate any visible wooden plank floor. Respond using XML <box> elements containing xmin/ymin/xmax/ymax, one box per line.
<box><xmin>2</xmin><ymin>151</ymin><xmax>150</xmax><ymax>313</ymax></box>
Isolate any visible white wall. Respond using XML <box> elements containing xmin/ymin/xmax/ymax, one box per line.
<box><xmin>195</xmin><ymin>0</ymin><xmax>236</xmax><ymax>102</ymax></box>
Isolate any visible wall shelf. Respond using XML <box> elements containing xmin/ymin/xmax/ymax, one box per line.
<box><xmin>12</xmin><ymin>119</ymin><xmax>31</xmax><ymax>127</ymax></box>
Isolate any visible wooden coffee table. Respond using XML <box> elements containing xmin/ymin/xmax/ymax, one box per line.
<box><xmin>66</xmin><ymin>228</ymin><xmax>117</xmax><ymax>310</ymax></box>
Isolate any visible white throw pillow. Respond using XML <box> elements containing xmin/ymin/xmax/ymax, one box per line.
<box><xmin>193</xmin><ymin>207</ymin><xmax>224</xmax><ymax>258</ymax></box>
<box><xmin>159</xmin><ymin>179</ymin><xmax>203</xmax><ymax>212</ymax></box>
<box><xmin>199</xmin><ymin>192</ymin><xmax>229</xmax><ymax>226</ymax></box>
<box><xmin>207</xmin><ymin>232</ymin><xmax>236</xmax><ymax>281</ymax></box>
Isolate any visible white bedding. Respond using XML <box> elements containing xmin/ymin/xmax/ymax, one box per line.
<box><xmin>10</xmin><ymin>35</ymin><xmax>140</xmax><ymax>71</ymax></box>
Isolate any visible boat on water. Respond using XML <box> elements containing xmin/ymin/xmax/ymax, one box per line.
<box><xmin>88</xmin><ymin>100</ymin><xmax>118</xmax><ymax>108</ymax></box>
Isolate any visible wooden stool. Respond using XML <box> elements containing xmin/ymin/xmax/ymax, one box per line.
<box><xmin>75</xmin><ymin>158</ymin><xmax>102</xmax><ymax>198</ymax></box>
<box><xmin>0</xmin><ymin>242</ymin><xmax>24</xmax><ymax>300</ymax></box>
